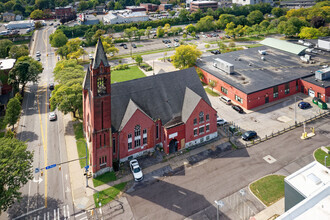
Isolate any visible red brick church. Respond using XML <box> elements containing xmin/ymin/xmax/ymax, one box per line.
<box><xmin>83</xmin><ymin>39</ymin><xmax>218</xmax><ymax>176</ymax></box>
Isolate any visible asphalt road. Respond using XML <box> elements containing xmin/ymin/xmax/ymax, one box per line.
<box><xmin>124</xmin><ymin>116</ymin><xmax>330</xmax><ymax>220</ymax></box>
<box><xmin>7</xmin><ymin>26</ymin><xmax>87</xmax><ymax>220</ymax></box>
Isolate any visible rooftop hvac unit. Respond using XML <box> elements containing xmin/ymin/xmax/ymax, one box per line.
<box><xmin>300</xmin><ymin>56</ymin><xmax>309</xmax><ymax>63</ymax></box>
<box><xmin>261</xmin><ymin>56</ymin><xmax>266</xmax><ymax>61</ymax></box>
<box><xmin>315</xmin><ymin>67</ymin><xmax>330</xmax><ymax>80</ymax></box>
<box><xmin>305</xmin><ymin>54</ymin><xmax>311</xmax><ymax>60</ymax></box>
<box><xmin>213</xmin><ymin>58</ymin><xmax>234</xmax><ymax>74</ymax></box>
<box><xmin>258</xmin><ymin>50</ymin><xmax>267</xmax><ymax>55</ymax></box>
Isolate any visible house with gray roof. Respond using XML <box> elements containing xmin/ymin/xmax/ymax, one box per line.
<box><xmin>83</xmin><ymin>39</ymin><xmax>218</xmax><ymax>176</ymax></box>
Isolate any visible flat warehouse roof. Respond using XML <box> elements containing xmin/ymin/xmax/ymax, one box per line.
<box><xmin>196</xmin><ymin>46</ymin><xmax>327</xmax><ymax>94</ymax></box>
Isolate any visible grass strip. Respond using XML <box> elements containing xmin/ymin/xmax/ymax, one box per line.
<box><xmin>94</xmin><ymin>182</ymin><xmax>127</xmax><ymax>207</ymax></box>
<box><xmin>314</xmin><ymin>147</ymin><xmax>330</xmax><ymax>167</ymax></box>
<box><xmin>73</xmin><ymin>122</ymin><xmax>89</xmax><ymax>168</ymax></box>
<box><xmin>93</xmin><ymin>171</ymin><xmax>117</xmax><ymax>187</ymax></box>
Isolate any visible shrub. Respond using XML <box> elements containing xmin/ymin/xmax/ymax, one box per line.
<box><xmin>5</xmin><ymin>129</ymin><xmax>15</xmax><ymax>138</ymax></box>
<box><xmin>114</xmin><ymin>64</ymin><xmax>129</xmax><ymax>71</ymax></box>
<box><xmin>205</xmin><ymin>44</ymin><xmax>210</xmax><ymax>48</ymax></box>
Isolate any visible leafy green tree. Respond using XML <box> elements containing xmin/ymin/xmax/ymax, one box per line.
<box><xmin>196</xmin><ymin>68</ymin><xmax>204</xmax><ymax>80</ymax></box>
<box><xmin>136</xmin><ymin>29</ymin><xmax>145</xmax><ymax>41</ymax></box>
<box><xmin>8</xmin><ymin>56</ymin><xmax>43</xmax><ymax>93</ymax></box>
<box><xmin>53</xmin><ymin>59</ymin><xmax>85</xmax><ymax>84</ymax></box>
<box><xmin>185</xmin><ymin>24</ymin><xmax>196</xmax><ymax>33</ymax></box>
<box><xmin>156</xmin><ymin>26</ymin><xmax>164</xmax><ymax>38</ymax></box>
<box><xmin>4</xmin><ymin>1</ymin><xmax>14</xmax><ymax>11</ymax></box>
<box><xmin>50</xmin><ymin>83</ymin><xmax>82</xmax><ymax>118</ymax></box>
<box><xmin>9</xmin><ymin>45</ymin><xmax>29</xmax><ymax>59</ymax></box>
<box><xmin>299</xmin><ymin>27</ymin><xmax>322</xmax><ymax>39</ymax></box>
<box><xmin>49</xmin><ymin>30</ymin><xmax>68</xmax><ymax>48</ymax></box>
<box><xmin>35</xmin><ymin>0</ymin><xmax>49</xmax><ymax>10</ymax></box>
<box><xmin>271</xmin><ymin>7</ymin><xmax>286</xmax><ymax>18</ymax></box>
<box><xmin>101</xmin><ymin>36</ymin><xmax>119</xmax><ymax>55</ymax></box>
<box><xmin>209</xmin><ymin>80</ymin><xmax>217</xmax><ymax>91</ymax></box>
<box><xmin>145</xmin><ymin>26</ymin><xmax>152</xmax><ymax>39</ymax></box>
<box><xmin>196</xmin><ymin>16</ymin><xmax>215</xmax><ymax>32</ymax></box>
<box><xmin>134</xmin><ymin>55</ymin><xmax>143</xmax><ymax>66</ymax></box>
<box><xmin>164</xmin><ymin>23</ymin><xmax>171</xmax><ymax>36</ymax></box>
<box><xmin>78</xmin><ymin>0</ymin><xmax>90</xmax><ymax>11</ymax></box>
<box><xmin>0</xmin><ymin>39</ymin><xmax>13</xmax><ymax>58</ymax></box>
<box><xmin>169</xmin><ymin>10</ymin><xmax>176</xmax><ymax>17</ymax></box>
<box><xmin>114</xmin><ymin>2</ymin><xmax>123</xmax><ymax>10</ymax></box>
<box><xmin>311</xmin><ymin>16</ymin><xmax>325</xmax><ymax>28</ymax></box>
<box><xmin>216</xmin><ymin>14</ymin><xmax>237</xmax><ymax>29</ymax></box>
<box><xmin>260</xmin><ymin>20</ymin><xmax>270</xmax><ymax>33</ymax></box>
<box><xmin>171</xmin><ymin>45</ymin><xmax>202</xmax><ymax>70</ymax></box>
<box><xmin>225</xmin><ymin>22</ymin><xmax>236</xmax><ymax>38</ymax></box>
<box><xmin>0</xmin><ymin>138</ymin><xmax>33</xmax><ymax>213</ymax></box>
<box><xmin>56</xmin><ymin>45</ymin><xmax>69</xmax><ymax>59</ymax></box>
<box><xmin>124</xmin><ymin>28</ymin><xmax>133</xmax><ymax>41</ymax></box>
<box><xmin>247</xmin><ymin>10</ymin><xmax>264</xmax><ymax>25</ymax></box>
<box><xmin>30</xmin><ymin>9</ymin><xmax>44</xmax><ymax>19</ymax></box>
<box><xmin>178</xmin><ymin>8</ymin><xmax>189</xmax><ymax>22</ymax></box>
<box><xmin>92</xmin><ymin>29</ymin><xmax>106</xmax><ymax>43</ymax></box>
<box><xmin>4</xmin><ymin>97</ymin><xmax>21</xmax><ymax>130</ymax></box>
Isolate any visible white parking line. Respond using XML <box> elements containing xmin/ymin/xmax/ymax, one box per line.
<box><xmin>74</xmin><ymin>212</ymin><xmax>86</xmax><ymax>218</ymax></box>
<box><xmin>80</xmin><ymin>217</ymin><xmax>87</xmax><ymax>220</ymax></box>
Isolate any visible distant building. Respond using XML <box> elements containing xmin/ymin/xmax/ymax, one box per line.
<box><xmin>278</xmin><ymin>161</ymin><xmax>330</xmax><ymax>219</ymax></box>
<box><xmin>160</xmin><ymin>0</ymin><xmax>169</xmax><ymax>3</ymax></box>
<box><xmin>2</xmin><ymin>12</ymin><xmax>15</xmax><ymax>22</ymax></box>
<box><xmin>318</xmin><ymin>37</ymin><xmax>330</xmax><ymax>52</ymax></box>
<box><xmin>232</xmin><ymin>0</ymin><xmax>273</xmax><ymax>5</ymax></box>
<box><xmin>190</xmin><ymin>1</ymin><xmax>218</xmax><ymax>12</ymax></box>
<box><xmin>126</xmin><ymin>6</ymin><xmax>147</xmax><ymax>12</ymax></box>
<box><xmin>103</xmin><ymin>11</ymin><xmax>149</xmax><ymax>24</ymax></box>
<box><xmin>55</xmin><ymin>6</ymin><xmax>75</xmax><ymax>19</ymax></box>
<box><xmin>78</xmin><ymin>13</ymin><xmax>99</xmax><ymax>25</ymax></box>
<box><xmin>5</xmin><ymin>20</ymin><xmax>35</xmax><ymax>30</ymax></box>
<box><xmin>15</xmin><ymin>14</ymin><xmax>23</xmax><ymax>21</ymax></box>
<box><xmin>280</xmin><ymin>0</ymin><xmax>315</xmax><ymax>9</ymax></box>
<box><xmin>95</xmin><ymin>5</ymin><xmax>106</xmax><ymax>14</ymax></box>
<box><xmin>140</xmin><ymin>3</ymin><xmax>159</xmax><ymax>12</ymax></box>
<box><xmin>159</xmin><ymin>4</ymin><xmax>173</xmax><ymax>11</ymax></box>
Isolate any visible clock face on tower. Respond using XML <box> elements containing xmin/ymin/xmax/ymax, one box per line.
<box><xmin>97</xmin><ymin>77</ymin><xmax>107</xmax><ymax>95</ymax></box>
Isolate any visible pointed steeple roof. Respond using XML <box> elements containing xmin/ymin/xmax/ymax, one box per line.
<box><xmin>92</xmin><ymin>38</ymin><xmax>110</xmax><ymax>69</ymax></box>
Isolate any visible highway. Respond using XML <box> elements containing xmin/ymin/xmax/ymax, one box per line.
<box><xmin>7</xmin><ymin>25</ymin><xmax>87</xmax><ymax>220</ymax></box>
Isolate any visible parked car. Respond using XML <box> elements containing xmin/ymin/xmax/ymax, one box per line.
<box><xmin>217</xmin><ymin>117</ymin><xmax>227</xmax><ymax>126</ymax></box>
<box><xmin>242</xmin><ymin>131</ymin><xmax>257</xmax><ymax>141</ymax></box>
<box><xmin>211</xmin><ymin>50</ymin><xmax>221</xmax><ymax>55</ymax></box>
<box><xmin>123</xmin><ymin>44</ymin><xmax>128</xmax><ymax>49</ymax></box>
<box><xmin>174</xmin><ymin>42</ymin><xmax>179</xmax><ymax>47</ymax></box>
<box><xmin>220</xmin><ymin>96</ymin><xmax>231</xmax><ymax>105</ymax></box>
<box><xmin>36</xmin><ymin>51</ymin><xmax>41</xmax><ymax>57</ymax></box>
<box><xmin>174</xmin><ymin>38</ymin><xmax>179</xmax><ymax>42</ymax></box>
<box><xmin>129</xmin><ymin>159</ymin><xmax>143</xmax><ymax>181</ymax></box>
<box><xmin>162</xmin><ymin>39</ymin><xmax>167</xmax><ymax>43</ymax></box>
<box><xmin>166</xmin><ymin>44</ymin><xmax>171</xmax><ymax>48</ymax></box>
<box><xmin>195</xmin><ymin>35</ymin><xmax>200</xmax><ymax>39</ymax></box>
<box><xmin>232</xmin><ymin>105</ymin><xmax>244</xmax><ymax>113</ymax></box>
<box><xmin>49</xmin><ymin>83</ymin><xmax>54</xmax><ymax>90</ymax></box>
<box><xmin>132</xmin><ymin>43</ymin><xmax>137</xmax><ymax>48</ymax></box>
<box><xmin>298</xmin><ymin>101</ymin><xmax>311</xmax><ymax>109</ymax></box>
<box><xmin>49</xmin><ymin>112</ymin><xmax>57</xmax><ymax>121</ymax></box>
<box><xmin>119</xmin><ymin>43</ymin><xmax>125</xmax><ymax>46</ymax></box>
<box><xmin>50</xmin><ymin>22</ymin><xmax>53</xmax><ymax>26</ymax></box>
<box><xmin>89</xmin><ymin>54</ymin><xmax>93</xmax><ymax>59</ymax></box>
<box><xmin>36</xmin><ymin>57</ymin><xmax>41</xmax><ymax>61</ymax></box>
<box><xmin>167</xmin><ymin>40</ymin><xmax>171</xmax><ymax>43</ymax></box>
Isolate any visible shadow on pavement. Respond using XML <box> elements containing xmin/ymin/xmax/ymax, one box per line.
<box><xmin>8</xmin><ymin>194</ymin><xmax>62</xmax><ymax>219</ymax></box>
<box><xmin>16</xmin><ymin>130</ymin><xmax>39</xmax><ymax>142</ymax></box>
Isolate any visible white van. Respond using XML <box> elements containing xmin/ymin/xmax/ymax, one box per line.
<box><xmin>220</xmin><ymin>96</ymin><xmax>231</xmax><ymax>105</ymax></box>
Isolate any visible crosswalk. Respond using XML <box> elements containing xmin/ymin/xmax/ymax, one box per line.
<box><xmin>13</xmin><ymin>205</ymin><xmax>88</xmax><ymax>220</ymax></box>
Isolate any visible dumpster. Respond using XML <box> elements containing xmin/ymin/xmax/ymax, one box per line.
<box><xmin>229</xmin><ymin>125</ymin><xmax>237</xmax><ymax>133</ymax></box>
<box><xmin>312</xmin><ymin>97</ymin><xmax>320</xmax><ymax>105</ymax></box>
<box><xmin>318</xmin><ymin>101</ymin><xmax>328</xmax><ymax>109</ymax></box>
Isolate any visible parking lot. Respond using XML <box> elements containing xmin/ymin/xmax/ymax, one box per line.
<box><xmin>209</xmin><ymin>92</ymin><xmax>328</xmax><ymax>143</ymax></box>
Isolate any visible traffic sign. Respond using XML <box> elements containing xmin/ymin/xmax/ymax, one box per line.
<box><xmin>84</xmin><ymin>165</ymin><xmax>90</xmax><ymax>171</ymax></box>
<box><xmin>35</xmin><ymin>168</ymin><xmax>40</xmax><ymax>173</ymax></box>
<box><xmin>46</xmin><ymin>164</ymin><xmax>57</xmax><ymax>170</ymax></box>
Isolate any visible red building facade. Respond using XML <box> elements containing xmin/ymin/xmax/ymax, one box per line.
<box><xmin>83</xmin><ymin>39</ymin><xmax>218</xmax><ymax>177</ymax></box>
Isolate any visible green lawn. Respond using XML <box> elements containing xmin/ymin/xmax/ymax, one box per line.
<box><xmin>0</xmin><ymin>131</ymin><xmax>5</xmax><ymax>138</ymax></box>
<box><xmin>111</xmin><ymin>66</ymin><xmax>146</xmax><ymax>84</ymax></box>
<box><xmin>94</xmin><ymin>182</ymin><xmax>127</xmax><ymax>207</ymax></box>
<box><xmin>93</xmin><ymin>171</ymin><xmax>117</xmax><ymax>187</ymax></box>
<box><xmin>205</xmin><ymin>87</ymin><xmax>219</xmax><ymax>96</ymax></box>
<box><xmin>13</xmin><ymin>39</ymin><xmax>31</xmax><ymax>45</ymax></box>
<box><xmin>314</xmin><ymin>146</ymin><xmax>330</xmax><ymax>167</ymax></box>
<box><xmin>250</xmin><ymin>175</ymin><xmax>285</xmax><ymax>206</ymax></box>
<box><xmin>73</xmin><ymin>122</ymin><xmax>89</xmax><ymax>168</ymax></box>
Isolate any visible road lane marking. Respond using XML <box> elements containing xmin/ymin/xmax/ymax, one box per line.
<box><xmin>57</xmin><ymin>208</ymin><xmax>60</xmax><ymax>220</ymax></box>
<box><xmin>53</xmin><ymin>209</ymin><xmax>56</xmax><ymax>220</ymax></box>
<box><xmin>47</xmin><ymin>212</ymin><xmax>49</xmax><ymax>220</ymax></box>
<box><xmin>63</xmin><ymin>205</ymin><xmax>66</xmax><ymax>218</ymax></box>
<box><xmin>37</xmin><ymin>84</ymin><xmax>48</xmax><ymax>207</ymax></box>
<box><xmin>13</xmin><ymin>206</ymin><xmax>45</xmax><ymax>220</ymax></box>
<box><xmin>74</xmin><ymin>212</ymin><xmax>86</xmax><ymax>218</ymax></box>
<box><xmin>66</xmin><ymin>205</ymin><xmax>70</xmax><ymax>219</ymax></box>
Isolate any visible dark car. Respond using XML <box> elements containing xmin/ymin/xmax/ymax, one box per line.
<box><xmin>211</xmin><ymin>50</ymin><xmax>221</xmax><ymax>55</ymax></box>
<box><xmin>49</xmin><ymin>83</ymin><xmax>54</xmax><ymax>90</ymax></box>
<box><xmin>232</xmin><ymin>105</ymin><xmax>244</xmax><ymax>113</ymax></box>
<box><xmin>132</xmin><ymin>43</ymin><xmax>137</xmax><ymax>48</ymax></box>
<box><xmin>195</xmin><ymin>35</ymin><xmax>200</xmax><ymax>39</ymax></box>
<box><xmin>167</xmin><ymin>39</ymin><xmax>171</xmax><ymax>43</ymax></box>
<box><xmin>242</xmin><ymin>131</ymin><xmax>257</xmax><ymax>141</ymax></box>
<box><xmin>123</xmin><ymin>44</ymin><xmax>128</xmax><ymax>49</ymax></box>
<box><xmin>174</xmin><ymin>38</ymin><xmax>179</xmax><ymax>42</ymax></box>
<box><xmin>119</xmin><ymin>43</ymin><xmax>125</xmax><ymax>46</ymax></box>
<box><xmin>162</xmin><ymin>39</ymin><xmax>167</xmax><ymax>43</ymax></box>
<box><xmin>298</xmin><ymin>101</ymin><xmax>311</xmax><ymax>109</ymax></box>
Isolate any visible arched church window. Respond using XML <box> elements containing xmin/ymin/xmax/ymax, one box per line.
<box><xmin>97</xmin><ymin>77</ymin><xmax>106</xmax><ymax>95</ymax></box>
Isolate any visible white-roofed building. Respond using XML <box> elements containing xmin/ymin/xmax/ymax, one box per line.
<box><xmin>103</xmin><ymin>11</ymin><xmax>149</xmax><ymax>24</ymax></box>
<box><xmin>283</xmin><ymin>161</ymin><xmax>330</xmax><ymax>212</ymax></box>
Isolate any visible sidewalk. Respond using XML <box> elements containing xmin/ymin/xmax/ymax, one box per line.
<box><xmin>62</xmin><ymin>112</ymin><xmax>230</xmax><ymax>210</ymax></box>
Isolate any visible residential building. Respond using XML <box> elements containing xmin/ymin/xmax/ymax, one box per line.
<box><xmin>83</xmin><ymin>39</ymin><xmax>218</xmax><ymax>176</ymax></box>
<box><xmin>190</xmin><ymin>1</ymin><xmax>218</xmax><ymax>12</ymax></box>
<box><xmin>0</xmin><ymin>59</ymin><xmax>16</xmax><ymax>115</ymax></box>
<box><xmin>278</xmin><ymin>161</ymin><xmax>330</xmax><ymax>219</ymax></box>
<box><xmin>2</xmin><ymin>12</ymin><xmax>15</xmax><ymax>22</ymax></box>
<box><xmin>196</xmin><ymin>38</ymin><xmax>330</xmax><ymax>110</ymax></box>
<box><xmin>159</xmin><ymin>4</ymin><xmax>173</xmax><ymax>11</ymax></box>
<box><xmin>103</xmin><ymin>11</ymin><xmax>149</xmax><ymax>24</ymax></box>
<box><xmin>95</xmin><ymin>5</ymin><xmax>106</xmax><ymax>14</ymax></box>
<box><xmin>232</xmin><ymin>0</ymin><xmax>273</xmax><ymax>5</ymax></box>
<box><xmin>280</xmin><ymin>0</ymin><xmax>316</xmax><ymax>9</ymax></box>
<box><xmin>140</xmin><ymin>3</ymin><xmax>159</xmax><ymax>12</ymax></box>
<box><xmin>55</xmin><ymin>6</ymin><xmax>75</xmax><ymax>19</ymax></box>
<box><xmin>126</xmin><ymin>6</ymin><xmax>146</xmax><ymax>12</ymax></box>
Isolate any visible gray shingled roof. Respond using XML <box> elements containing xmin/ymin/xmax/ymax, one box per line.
<box><xmin>82</xmin><ymin>67</ymin><xmax>90</xmax><ymax>90</ymax></box>
<box><xmin>92</xmin><ymin>38</ymin><xmax>110</xmax><ymax>69</ymax></box>
<box><xmin>111</xmin><ymin>67</ymin><xmax>210</xmax><ymax>131</ymax></box>
<box><xmin>181</xmin><ymin>87</ymin><xmax>202</xmax><ymax>123</ymax></box>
